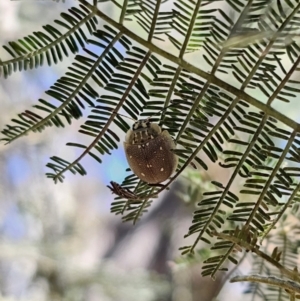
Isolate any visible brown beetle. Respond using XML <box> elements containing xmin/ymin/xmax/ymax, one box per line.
<box><xmin>124</xmin><ymin>119</ymin><xmax>178</xmax><ymax>184</ymax></box>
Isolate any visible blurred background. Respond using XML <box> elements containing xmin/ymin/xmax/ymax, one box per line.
<box><xmin>1</xmin><ymin>1</ymin><xmax>297</xmax><ymax>300</ymax></box>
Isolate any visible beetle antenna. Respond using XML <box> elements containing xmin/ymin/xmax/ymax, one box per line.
<box><xmin>112</xmin><ymin>111</ymin><xmax>136</xmax><ymax>122</ymax></box>
<box><xmin>144</xmin><ymin>101</ymin><xmax>182</xmax><ymax>120</ymax></box>
<box><xmin>113</xmin><ymin>101</ymin><xmax>181</xmax><ymax>123</ymax></box>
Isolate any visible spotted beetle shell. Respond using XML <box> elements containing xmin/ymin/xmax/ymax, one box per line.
<box><xmin>124</xmin><ymin>119</ymin><xmax>178</xmax><ymax>184</ymax></box>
